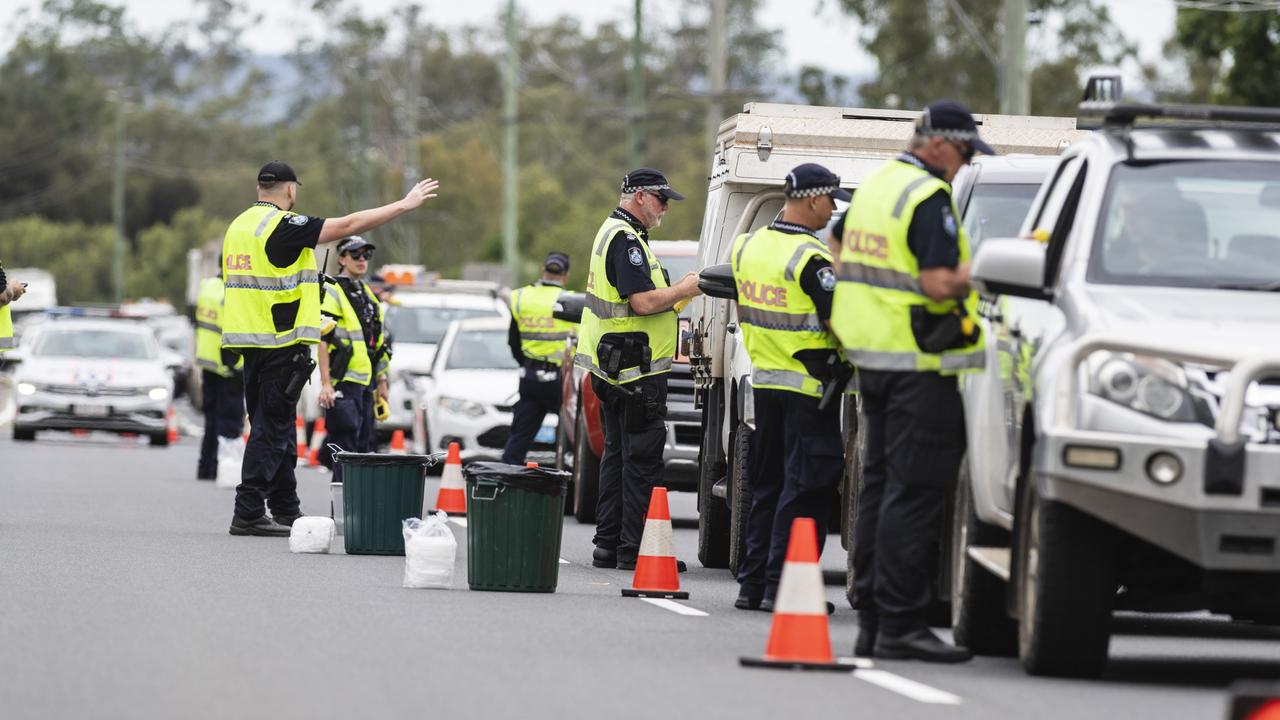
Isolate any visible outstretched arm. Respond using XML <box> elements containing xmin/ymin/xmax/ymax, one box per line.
<box><xmin>318</xmin><ymin>179</ymin><xmax>441</xmax><ymax>245</ymax></box>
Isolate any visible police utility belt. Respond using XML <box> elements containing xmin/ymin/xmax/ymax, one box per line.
<box><xmin>597</xmin><ymin>332</ymin><xmax>666</xmax><ymax>433</ymax></box>
<box><xmin>522</xmin><ymin>360</ymin><xmax>560</xmax><ymax>382</ymax></box>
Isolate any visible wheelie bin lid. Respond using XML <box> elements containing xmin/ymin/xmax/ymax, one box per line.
<box><xmin>332</xmin><ymin>450</ymin><xmax>441</xmax><ymax>467</ymax></box>
<box><xmin>463</xmin><ymin>462</ymin><xmax>569</xmax><ymax>497</ymax></box>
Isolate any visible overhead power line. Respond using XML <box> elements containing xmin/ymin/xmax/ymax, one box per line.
<box><xmin>1174</xmin><ymin>1</ymin><xmax>1280</xmax><ymax>9</ymax></box>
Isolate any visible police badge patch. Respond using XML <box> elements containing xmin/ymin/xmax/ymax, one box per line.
<box><xmin>941</xmin><ymin>206</ymin><xmax>958</xmax><ymax>238</ymax></box>
<box><xmin>288</xmin><ymin>214</ymin><xmax>309</xmax><ymax>226</ymax></box>
<box><xmin>817</xmin><ymin>266</ymin><xmax>836</xmax><ymax>292</ymax></box>
<box><xmin>627</xmin><ymin>246</ymin><xmax>644</xmax><ymax>266</ymax></box>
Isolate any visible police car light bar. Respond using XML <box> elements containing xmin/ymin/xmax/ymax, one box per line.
<box><xmin>1079</xmin><ymin>101</ymin><xmax>1280</xmax><ymax>130</ymax></box>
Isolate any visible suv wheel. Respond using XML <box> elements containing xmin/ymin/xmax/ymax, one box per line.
<box><xmin>950</xmin><ymin>456</ymin><xmax>1016</xmax><ymax>655</ymax></box>
<box><xmin>572</xmin><ymin>403</ymin><xmax>600</xmax><ymax>524</ymax></box>
<box><xmin>727</xmin><ymin>420</ymin><xmax>752</xmax><ymax>577</ymax></box>
<box><xmin>555</xmin><ymin>412</ymin><xmax>574</xmax><ymax>516</ymax></box>
<box><xmin>696</xmin><ymin>385</ymin><xmax>730</xmax><ymax>568</ymax></box>
<box><xmin>149</xmin><ymin>432</ymin><xmax>170</xmax><ymax>447</ymax></box>
<box><xmin>13</xmin><ymin>427</ymin><xmax>36</xmax><ymax>442</ymax></box>
<box><xmin>1017</xmin><ymin>483</ymin><xmax>1115</xmax><ymax>677</ymax></box>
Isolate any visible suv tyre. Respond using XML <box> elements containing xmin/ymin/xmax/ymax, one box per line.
<box><xmin>572</xmin><ymin>403</ymin><xmax>600</xmax><ymax>524</ymax></box>
<box><xmin>951</xmin><ymin>456</ymin><xmax>1016</xmax><ymax>655</ymax></box>
<box><xmin>696</xmin><ymin>384</ymin><xmax>730</xmax><ymax>568</ymax></box>
<box><xmin>727</xmin><ymin>419</ymin><xmax>752</xmax><ymax>577</ymax></box>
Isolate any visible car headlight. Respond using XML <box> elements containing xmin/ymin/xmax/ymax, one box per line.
<box><xmin>1088</xmin><ymin>352</ymin><xmax>1202</xmax><ymax>422</ymax></box>
<box><xmin>149</xmin><ymin>387</ymin><xmax>170</xmax><ymax>401</ymax></box>
<box><xmin>17</xmin><ymin>382</ymin><xmax>37</xmax><ymax>396</ymax></box>
<box><xmin>438</xmin><ymin>396</ymin><xmax>487</xmax><ymax>418</ymax></box>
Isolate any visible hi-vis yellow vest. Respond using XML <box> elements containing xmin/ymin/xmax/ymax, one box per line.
<box><xmin>0</xmin><ymin>305</ymin><xmax>12</xmax><ymax>352</ymax></box>
<box><xmin>194</xmin><ymin>276</ymin><xmax>241</xmax><ymax>376</ymax></box>
<box><xmin>574</xmin><ymin>216</ymin><xmax>677</xmax><ymax>385</ymax></box>
<box><xmin>320</xmin><ymin>278</ymin><xmax>387</xmax><ymax>387</ymax></box>
<box><xmin>731</xmin><ymin>226</ymin><xmax>840</xmax><ymax>398</ymax></box>
<box><xmin>220</xmin><ymin>203</ymin><xmax>321</xmax><ymax>349</ymax></box>
<box><xmin>832</xmin><ymin>159</ymin><xmax>983</xmax><ymax>374</ymax></box>
<box><xmin>510</xmin><ymin>283</ymin><xmax>576</xmax><ymax>366</ymax></box>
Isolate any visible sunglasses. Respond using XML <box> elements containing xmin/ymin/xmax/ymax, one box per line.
<box><xmin>648</xmin><ymin>191</ymin><xmax>669</xmax><ymax>208</ymax></box>
<box><xmin>346</xmin><ymin>250</ymin><xmax>373</xmax><ymax>261</ymax></box>
<box><xmin>947</xmin><ymin>138</ymin><xmax>975</xmax><ymax>163</ymax></box>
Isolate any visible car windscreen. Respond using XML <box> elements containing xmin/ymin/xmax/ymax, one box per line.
<box><xmin>445</xmin><ymin>329</ymin><xmax>519</xmax><ymax>370</ymax></box>
<box><xmin>385</xmin><ymin>305</ymin><xmax>500</xmax><ymax>344</ymax></box>
<box><xmin>1088</xmin><ymin>161</ymin><xmax>1280</xmax><ymax>290</ymax></box>
<box><xmin>962</xmin><ymin>183</ymin><xmax>1040</xmax><ymax>248</ymax></box>
<box><xmin>34</xmin><ymin>328</ymin><xmax>157</xmax><ymax>359</ymax></box>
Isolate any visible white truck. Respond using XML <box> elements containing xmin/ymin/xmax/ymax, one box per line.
<box><xmin>686</xmin><ymin>102</ymin><xmax>1085</xmax><ymax>585</ymax></box>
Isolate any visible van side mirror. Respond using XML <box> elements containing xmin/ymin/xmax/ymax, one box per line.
<box><xmin>553</xmin><ymin>292</ymin><xmax>586</xmax><ymax>323</ymax></box>
<box><xmin>971</xmin><ymin>238</ymin><xmax>1052</xmax><ymax>301</ymax></box>
<box><xmin>698</xmin><ymin>263</ymin><xmax>737</xmax><ymax>300</ymax></box>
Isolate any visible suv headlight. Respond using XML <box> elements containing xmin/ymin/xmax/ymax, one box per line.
<box><xmin>1088</xmin><ymin>352</ymin><xmax>1206</xmax><ymax>423</ymax></box>
<box><xmin>438</xmin><ymin>396</ymin><xmax>486</xmax><ymax>418</ymax></box>
<box><xmin>149</xmin><ymin>387</ymin><xmax>170</xmax><ymax>401</ymax></box>
<box><xmin>17</xmin><ymin>382</ymin><xmax>37</xmax><ymax>396</ymax></box>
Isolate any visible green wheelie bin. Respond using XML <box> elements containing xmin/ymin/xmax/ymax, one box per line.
<box><xmin>463</xmin><ymin>462</ymin><xmax>569</xmax><ymax>592</ymax></box>
<box><xmin>335</xmin><ymin>449</ymin><xmax>439</xmax><ymax>555</ymax></box>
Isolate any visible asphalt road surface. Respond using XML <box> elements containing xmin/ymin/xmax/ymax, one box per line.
<box><xmin>3</xmin><ymin>428</ymin><xmax>1278</xmax><ymax>719</ymax></box>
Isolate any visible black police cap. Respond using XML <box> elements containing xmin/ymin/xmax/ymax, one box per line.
<box><xmin>337</xmin><ymin>236</ymin><xmax>376</xmax><ymax>256</ymax></box>
<box><xmin>621</xmin><ymin>168</ymin><xmax>685</xmax><ymax>201</ymax></box>
<box><xmin>784</xmin><ymin>163</ymin><xmax>852</xmax><ymax>202</ymax></box>
<box><xmin>917</xmin><ymin>100</ymin><xmax>996</xmax><ymax>156</ymax></box>
<box><xmin>258</xmin><ymin>160</ymin><xmax>302</xmax><ymax>185</ymax></box>
<box><xmin>544</xmin><ymin>251</ymin><xmax>570</xmax><ymax>273</ymax></box>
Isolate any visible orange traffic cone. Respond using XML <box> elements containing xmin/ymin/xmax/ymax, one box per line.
<box><xmin>433</xmin><ymin>442</ymin><xmax>466</xmax><ymax>515</ymax></box>
<box><xmin>295</xmin><ymin>415</ymin><xmax>307</xmax><ymax>459</ymax></box>
<box><xmin>739</xmin><ymin>517</ymin><xmax>852</xmax><ymax>672</ymax></box>
<box><xmin>307</xmin><ymin>417</ymin><xmax>327</xmax><ymax>467</ymax></box>
<box><xmin>389</xmin><ymin>429</ymin><xmax>407</xmax><ymax>454</ymax></box>
<box><xmin>166</xmin><ymin>406</ymin><xmax>179</xmax><ymax>444</ymax></box>
<box><xmin>621</xmin><ymin>487</ymin><xmax>688</xmax><ymax>600</ymax></box>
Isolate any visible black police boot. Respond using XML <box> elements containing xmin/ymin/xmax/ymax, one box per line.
<box><xmin>735</xmin><ymin>585</ymin><xmax>764</xmax><ymax>611</ymax></box>
<box><xmin>758</xmin><ymin>596</ymin><xmax>835</xmax><ymax>615</ymax></box>
<box><xmin>676</xmin><ymin>559</ymin><xmax>688</xmax><ymax>573</ymax></box>
<box><xmin>617</xmin><ymin>555</ymin><xmax>637</xmax><ymax>572</ymax></box>
<box><xmin>874</xmin><ymin>629</ymin><xmax>974</xmax><ymax>663</ymax></box>
<box><xmin>854</xmin><ymin>625</ymin><xmax>878</xmax><ymax>658</ymax></box>
<box><xmin>592</xmin><ymin>546</ymin><xmax>618</xmax><ymax>569</ymax></box>
<box><xmin>228</xmin><ymin>514</ymin><xmax>291</xmax><ymax>537</ymax></box>
<box><xmin>272</xmin><ymin>512</ymin><xmax>303</xmax><ymax>527</ymax></box>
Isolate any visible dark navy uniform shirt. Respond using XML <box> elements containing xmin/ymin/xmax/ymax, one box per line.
<box><xmin>255</xmin><ymin>201</ymin><xmax>327</xmax><ymax>269</ymax></box>
<box><xmin>768</xmin><ymin>220</ymin><xmax>836</xmax><ymax>322</ymax></box>
<box><xmin>604</xmin><ymin>207</ymin><xmax>662</xmax><ymax>298</ymax></box>
<box><xmin>831</xmin><ymin>153</ymin><xmax>960</xmax><ymax>270</ymax></box>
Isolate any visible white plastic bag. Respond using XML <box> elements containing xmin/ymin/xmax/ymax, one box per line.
<box><xmin>215</xmin><ymin>436</ymin><xmax>244</xmax><ymax>489</ymax></box>
<box><xmin>402</xmin><ymin>512</ymin><xmax>457</xmax><ymax>589</ymax></box>
<box><xmin>289</xmin><ymin>517</ymin><xmax>335</xmax><ymax>554</ymax></box>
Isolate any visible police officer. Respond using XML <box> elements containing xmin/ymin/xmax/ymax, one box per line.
<box><xmin>576</xmin><ymin>168</ymin><xmax>702</xmax><ymax>570</ymax></box>
<box><xmin>221</xmin><ymin>161</ymin><xmax>438</xmax><ymax>537</ymax></box>
<box><xmin>0</xmin><ymin>264</ymin><xmax>25</xmax><ymax>354</ymax></box>
<box><xmin>501</xmin><ymin>251</ymin><xmax>576</xmax><ymax>465</ymax></box>
<box><xmin>194</xmin><ymin>272</ymin><xmax>245</xmax><ymax>481</ymax></box>
<box><xmin>831</xmin><ymin>101</ymin><xmax>990</xmax><ymax>662</ymax></box>
<box><xmin>318</xmin><ymin>236</ymin><xmax>389</xmax><ymax>473</ymax></box>
<box><xmin>731</xmin><ymin>163</ymin><xmax>850</xmax><ymax>612</ymax></box>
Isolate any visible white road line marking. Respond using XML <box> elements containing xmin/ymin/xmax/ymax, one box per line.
<box><xmin>558</xmin><ymin>558</ymin><xmax>569</xmax><ymax>565</ymax></box>
<box><xmin>639</xmin><ymin>598</ymin><xmax>708</xmax><ymax>617</ymax></box>
<box><xmin>854</xmin><ymin>668</ymin><xmax>963</xmax><ymax>705</ymax></box>
<box><xmin>449</xmin><ymin>518</ymin><xmax>467</xmax><ymax>528</ymax></box>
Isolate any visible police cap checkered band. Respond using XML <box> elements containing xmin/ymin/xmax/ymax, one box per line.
<box><xmin>620</xmin><ymin>168</ymin><xmax>685</xmax><ymax>201</ymax></box>
<box><xmin>783</xmin><ymin>163</ymin><xmax>852</xmax><ymax>202</ymax></box>
<box><xmin>916</xmin><ymin>100</ymin><xmax>996</xmax><ymax>155</ymax></box>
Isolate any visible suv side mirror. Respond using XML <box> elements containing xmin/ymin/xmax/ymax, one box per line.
<box><xmin>971</xmin><ymin>238</ymin><xmax>1052</xmax><ymax>301</ymax></box>
<box><xmin>553</xmin><ymin>292</ymin><xmax>586</xmax><ymax>323</ymax></box>
<box><xmin>698</xmin><ymin>263</ymin><xmax>737</xmax><ymax>300</ymax></box>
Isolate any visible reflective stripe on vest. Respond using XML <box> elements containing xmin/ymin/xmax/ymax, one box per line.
<box><xmin>730</xmin><ymin>226</ymin><xmax>839</xmax><ymax>398</ymax></box>
<box><xmin>575</xmin><ymin>215</ymin><xmax>677</xmax><ymax>385</ymax></box>
<box><xmin>221</xmin><ymin>204</ymin><xmax>322</xmax><ymax>349</ymax></box>
<box><xmin>194</xmin><ymin>276</ymin><xmax>239</xmax><ymax>376</ymax></box>
<box><xmin>510</xmin><ymin>284</ymin><xmax>577</xmax><ymax>366</ymax></box>
<box><xmin>831</xmin><ymin>160</ymin><xmax>984</xmax><ymax>375</ymax></box>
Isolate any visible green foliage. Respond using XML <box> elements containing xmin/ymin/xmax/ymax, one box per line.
<box><xmin>0</xmin><ymin>217</ymin><xmax>115</xmax><ymax>304</ymax></box>
<box><xmin>1172</xmin><ymin>9</ymin><xmax>1280</xmax><ymax>107</ymax></box>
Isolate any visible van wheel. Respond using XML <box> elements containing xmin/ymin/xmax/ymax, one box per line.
<box><xmin>727</xmin><ymin>420</ymin><xmax>752</xmax><ymax>577</ymax></box>
<box><xmin>149</xmin><ymin>432</ymin><xmax>170</xmax><ymax>447</ymax></box>
<box><xmin>1017</xmin><ymin>483</ymin><xmax>1115</xmax><ymax>677</ymax></box>
<box><xmin>13</xmin><ymin>427</ymin><xmax>36</xmax><ymax>442</ymax></box>
<box><xmin>696</xmin><ymin>386</ymin><xmax>730</xmax><ymax>568</ymax></box>
<box><xmin>555</xmin><ymin>413</ymin><xmax>574</xmax><ymax>516</ymax></box>
<box><xmin>572</xmin><ymin>403</ymin><xmax>600</xmax><ymax>524</ymax></box>
<box><xmin>842</xmin><ymin>394</ymin><xmax>863</xmax><ymax>608</ymax></box>
<box><xmin>950</xmin><ymin>457</ymin><xmax>1016</xmax><ymax>655</ymax></box>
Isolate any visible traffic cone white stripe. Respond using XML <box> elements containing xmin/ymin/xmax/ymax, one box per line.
<box><xmin>772</xmin><ymin>562</ymin><xmax>826</xmax><ymax>615</ymax></box>
<box><xmin>637</xmin><ymin>518</ymin><xmax>675</xmax><ymax>558</ymax></box>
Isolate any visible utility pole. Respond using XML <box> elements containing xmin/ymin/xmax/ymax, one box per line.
<box><xmin>705</xmin><ymin>0</ymin><xmax>727</xmax><ymax>153</ymax></box>
<box><xmin>1001</xmin><ymin>0</ymin><xmax>1030</xmax><ymax>114</ymax></box>
<box><xmin>627</xmin><ymin>0</ymin><xmax>644</xmax><ymax>169</ymax></box>
<box><xmin>403</xmin><ymin>6</ymin><xmax>422</xmax><ymax>264</ymax></box>
<box><xmin>502</xmin><ymin>0</ymin><xmax>519</xmax><ymax>283</ymax></box>
<box><xmin>111</xmin><ymin>94</ymin><xmax>126</xmax><ymax>304</ymax></box>
<box><xmin>359</xmin><ymin>55</ymin><xmax>374</xmax><ymax>211</ymax></box>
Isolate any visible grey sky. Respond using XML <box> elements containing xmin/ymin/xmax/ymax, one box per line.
<box><xmin>2</xmin><ymin>0</ymin><xmax>1177</xmax><ymax>93</ymax></box>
